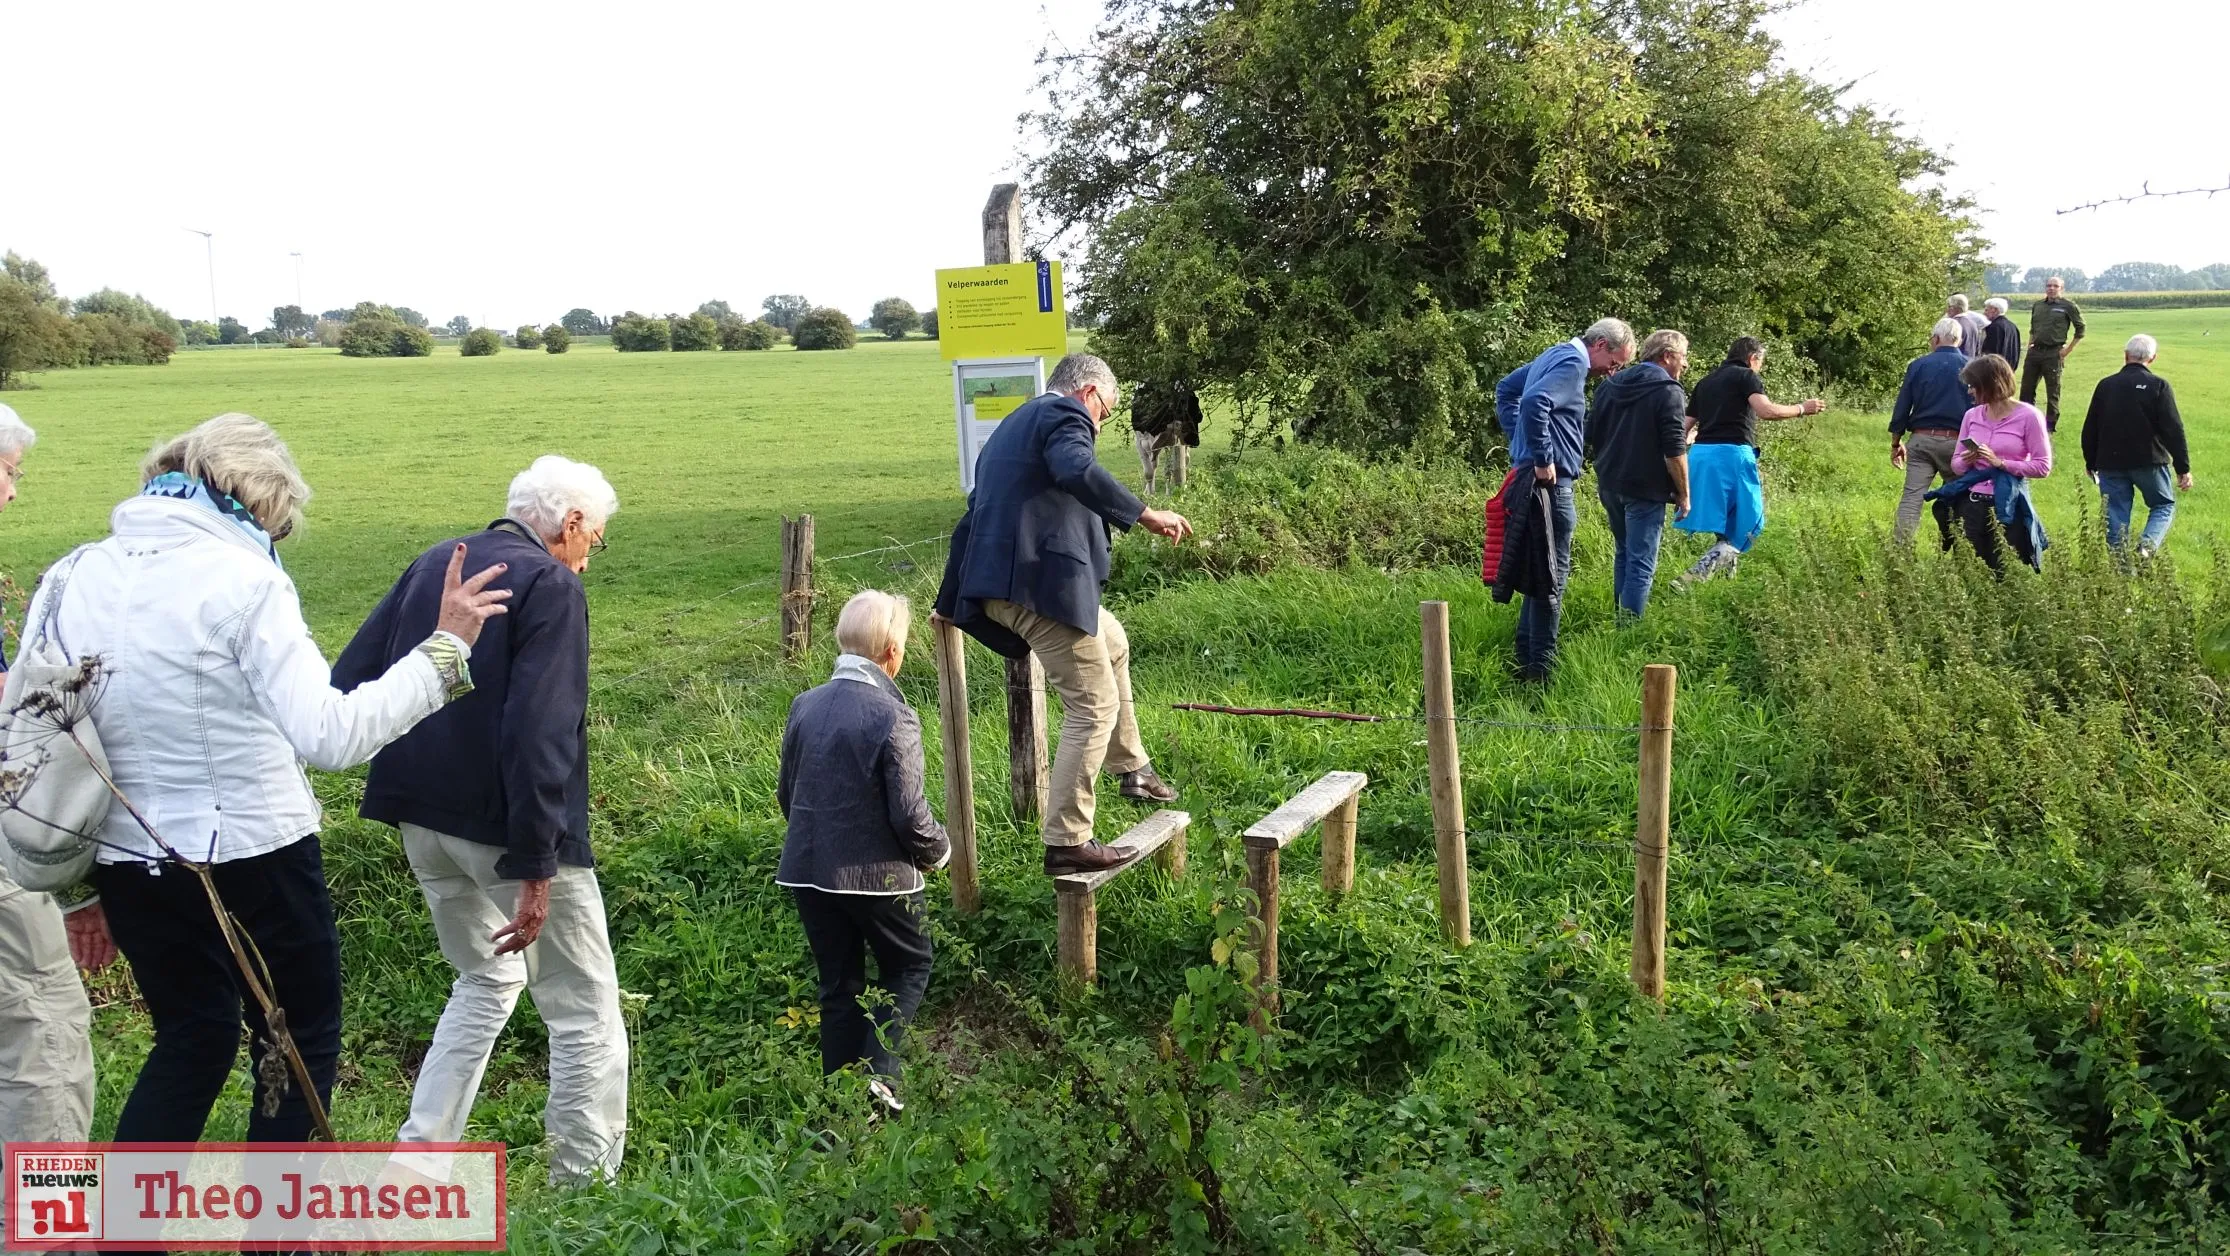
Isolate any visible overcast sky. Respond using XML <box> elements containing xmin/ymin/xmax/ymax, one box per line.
<box><xmin>4</xmin><ymin>0</ymin><xmax>2220</xmax><ymax>330</ymax></box>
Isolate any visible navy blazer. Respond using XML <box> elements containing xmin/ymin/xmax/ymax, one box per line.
<box><xmin>935</xmin><ymin>392</ymin><xmax>1145</xmax><ymax>658</ymax></box>
<box><xmin>334</xmin><ymin>520</ymin><xmax>592</xmax><ymax>880</ymax></box>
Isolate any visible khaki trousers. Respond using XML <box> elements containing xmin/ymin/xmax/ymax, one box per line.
<box><xmin>0</xmin><ymin>887</ymin><xmax>93</xmax><ymax>1143</ymax></box>
<box><xmin>982</xmin><ymin>600</ymin><xmax>1150</xmax><ymax>846</ymax></box>
<box><xmin>1894</xmin><ymin>431</ymin><xmax>1959</xmax><ymax>546</ymax></box>
<box><xmin>395</xmin><ymin>826</ymin><xmax>629</xmax><ymax>1185</ymax></box>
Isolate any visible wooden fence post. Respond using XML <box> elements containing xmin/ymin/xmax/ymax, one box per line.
<box><xmin>1631</xmin><ymin>664</ymin><xmax>1677</xmax><ymax>1001</ymax></box>
<box><xmin>778</xmin><ymin>514</ymin><xmax>814</xmax><ymax>662</ymax></box>
<box><xmin>1320</xmin><ymin>791</ymin><xmax>1358</xmax><ymax>895</ymax></box>
<box><xmin>1245</xmin><ymin>841</ymin><xmax>1279</xmax><ymax>1031</ymax></box>
<box><xmin>1420</xmin><ymin>601</ymin><xmax>1470</xmax><ymax>945</ymax></box>
<box><xmin>934</xmin><ymin>617</ymin><xmax>980</xmax><ymax>914</ymax></box>
<box><xmin>982</xmin><ymin>182</ymin><xmax>1052</xmax><ymax>822</ymax></box>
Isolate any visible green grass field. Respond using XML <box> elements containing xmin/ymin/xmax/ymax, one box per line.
<box><xmin>3</xmin><ymin>312</ymin><xmax>2228</xmax><ymax>1249</ymax></box>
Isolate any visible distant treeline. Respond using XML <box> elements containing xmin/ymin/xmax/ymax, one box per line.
<box><xmin>1985</xmin><ymin>262</ymin><xmax>2230</xmax><ymax>294</ymax></box>
<box><xmin>0</xmin><ymin>251</ymin><xmax>181</xmax><ymax>388</ymax></box>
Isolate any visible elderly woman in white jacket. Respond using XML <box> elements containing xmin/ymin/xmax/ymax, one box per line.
<box><xmin>44</xmin><ymin>412</ymin><xmax>509</xmax><ymax>1145</ymax></box>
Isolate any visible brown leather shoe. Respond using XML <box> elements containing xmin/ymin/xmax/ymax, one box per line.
<box><xmin>1115</xmin><ymin>766</ymin><xmax>1179</xmax><ymax>803</ymax></box>
<box><xmin>1044</xmin><ymin>841</ymin><xmax>1142</xmax><ymax>876</ymax></box>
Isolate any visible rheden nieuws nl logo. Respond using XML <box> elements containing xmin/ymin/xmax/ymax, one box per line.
<box><xmin>5</xmin><ymin>1143</ymin><xmax>503</xmax><ymax>1251</ymax></box>
<box><xmin>12</xmin><ymin>1152</ymin><xmax>103</xmax><ymax>1241</ymax></box>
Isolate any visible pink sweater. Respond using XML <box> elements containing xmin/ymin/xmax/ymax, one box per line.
<box><xmin>1952</xmin><ymin>402</ymin><xmax>2052</xmax><ymax>496</ymax></box>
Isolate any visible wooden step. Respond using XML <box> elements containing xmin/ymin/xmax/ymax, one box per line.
<box><xmin>1242</xmin><ymin>771</ymin><xmax>1368</xmax><ymax>851</ymax></box>
<box><xmin>1053</xmin><ymin>809</ymin><xmax>1190</xmax><ymax>895</ymax></box>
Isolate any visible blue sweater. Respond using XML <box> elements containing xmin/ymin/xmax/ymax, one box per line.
<box><xmin>1496</xmin><ymin>339</ymin><xmax>1589</xmax><ymax>476</ymax></box>
<box><xmin>1890</xmin><ymin>346</ymin><xmax>1971</xmax><ymax>437</ymax></box>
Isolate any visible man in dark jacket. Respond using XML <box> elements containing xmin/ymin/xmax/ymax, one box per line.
<box><xmin>778</xmin><ymin>591</ymin><xmax>949</xmax><ymax>1109</ymax></box>
<box><xmin>2082</xmin><ymin>333</ymin><xmax>2193</xmax><ymax>554</ymax></box>
<box><xmin>1981</xmin><ymin>298</ymin><xmax>2022</xmax><ymax>370</ymax></box>
<box><xmin>1890</xmin><ymin>320</ymin><xmax>1973</xmax><ymax>546</ymax></box>
<box><xmin>1584</xmin><ymin>329</ymin><xmax>1692</xmax><ymax>619</ymax></box>
<box><xmin>333</xmin><ymin>455</ymin><xmax>627</xmax><ymax>1186</ymax></box>
<box><xmin>935</xmin><ymin>353</ymin><xmax>1193</xmax><ymax>875</ymax></box>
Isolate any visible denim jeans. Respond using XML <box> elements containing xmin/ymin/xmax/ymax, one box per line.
<box><xmin>2098</xmin><ymin>465</ymin><xmax>2177</xmax><ymax>551</ymax></box>
<box><xmin>1599</xmin><ymin>488</ymin><xmax>1669</xmax><ymax>620</ymax></box>
<box><xmin>1513</xmin><ymin>477</ymin><xmax>1576</xmax><ymax>680</ymax></box>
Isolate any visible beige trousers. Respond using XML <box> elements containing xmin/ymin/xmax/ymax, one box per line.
<box><xmin>982</xmin><ymin>600</ymin><xmax>1150</xmax><ymax>847</ymax></box>
<box><xmin>396</xmin><ymin>826</ymin><xmax>629</xmax><ymax>1186</ymax></box>
<box><xmin>1894</xmin><ymin>431</ymin><xmax>1959</xmax><ymax>545</ymax></box>
<box><xmin>0</xmin><ymin>886</ymin><xmax>93</xmax><ymax>1143</ymax></box>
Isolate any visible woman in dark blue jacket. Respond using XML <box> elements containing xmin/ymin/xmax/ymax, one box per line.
<box><xmin>776</xmin><ymin>590</ymin><xmax>949</xmax><ymax>1111</ymax></box>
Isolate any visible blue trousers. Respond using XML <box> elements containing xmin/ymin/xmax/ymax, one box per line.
<box><xmin>1599</xmin><ymin>488</ymin><xmax>1669</xmax><ymax>620</ymax></box>
<box><xmin>2098</xmin><ymin>465</ymin><xmax>2176</xmax><ymax>552</ymax></box>
<box><xmin>1513</xmin><ymin>478</ymin><xmax>1576</xmax><ymax>680</ymax></box>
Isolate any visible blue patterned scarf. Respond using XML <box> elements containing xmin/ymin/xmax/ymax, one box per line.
<box><xmin>140</xmin><ymin>471</ymin><xmax>282</xmax><ymax>565</ymax></box>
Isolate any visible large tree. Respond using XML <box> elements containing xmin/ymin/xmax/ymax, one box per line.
<box><xmin>270</xmin><ymin>304</ymin><xmax>314</xmax><ymax>338</ymax></box>
<box><xmin>869</xmin><ymin>297</ymin><xmax>920</xmax><ymax>340</ymax></box>
<box><xmin>1030</xmin><ymin>0</ymin><xmax>1979</xmax><ymax>460</ymax></box>
<box><xmin>0</xmin><ymin>275</ymin><xmax>74</xmax><ymax>388</ymax></box>
<box><xmin>760</xmin><ymin>294</ymin><xmax>811</xmax><ymax>332</ymax></box>
<box><xmin>560</xmin><ymin>308</ymin><xmax>607</xmax><ymax>336</ymax></box>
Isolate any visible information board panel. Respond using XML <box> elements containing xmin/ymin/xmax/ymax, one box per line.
<box><xmin>936</xmin><ymin>261</ymin><xmax>1066</xmax><ymax>361</ymax></box>
<box><xmin>952</xmin><ymin>357</ymin><xmax>1046</xmax><ymax>494</ymax></box>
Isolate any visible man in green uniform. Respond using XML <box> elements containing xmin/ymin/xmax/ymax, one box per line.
<box><xmin>2021</xmin><ymin>275</ymin><xmax>2086</xmax><ymax>431</ymax></box>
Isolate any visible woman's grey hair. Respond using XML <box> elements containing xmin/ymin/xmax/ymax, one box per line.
<box><xmin>0</xmin><ymin>403</ymin><xmax>35</xmax><ymax>460</ymax></box>
<box><xmin>1637</xmin><ymin>329</ymin><xmax>1688</xmax><ymax>366</ymax></box>
<box><xmin>506</xmin><ymin>455</ymin><xmax>619</xmax><ymax>540</ymax></box>
<box><xmin>1046</xmin><ymin>353</ymin><xmax>1120</xmax><ymax>409</ymax></box>
<box><xmin>1931</xmin><ymin>317</ymin><xmax>1964</xmax><ymax>346</ymax></box>
<box><xmin>142</xmin><ymin>413</ymin><xmax>311</xmax><ymax>537</ymax></box>
<box><xmin>1580</xmin><ymin>318</ymin><xmax>1636</xmax><ymax>352</ymax></box>
<box><xmin>2126</xmin><ymin>333</ymin><xmax>2159</xmax><ymax>361</ymax></box>
<box><xmin>1947</xmin><ymin>293</ymin><xmax>1970</xmax><ymax>313</ymax></box>
<box><xmin>1983</xmin><ymin>297</ymin><xmax>2009</xmax><ymax>316</ymax></box>
<box><xmin>835</xmin><ymin>589</ymin><xmax>912</xmax><ymax>661</ymax></box>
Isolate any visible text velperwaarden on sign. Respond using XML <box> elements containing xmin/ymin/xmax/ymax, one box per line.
<box><xmin>5</xmin><ymin>1143</ymin><xmax>505</xmax><ymax>1251</ymax></box>
<box><xmin>935</xmin><ymin>261</ymin><xmax>1066</xmax><ymax>361</ymax></box>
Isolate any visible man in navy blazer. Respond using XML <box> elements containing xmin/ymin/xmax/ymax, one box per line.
<box><xmin>935</xmin><ymin>353</ymin><xmax>1193</xmax><ymax>875</ymax></box>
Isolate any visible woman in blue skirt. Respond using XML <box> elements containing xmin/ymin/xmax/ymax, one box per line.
<box><xmin>1675</xmin><ymin>337</ymin><xmax>1826</xmax><ymax>581</ymax></box>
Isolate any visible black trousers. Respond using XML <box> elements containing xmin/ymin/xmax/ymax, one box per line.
<box><xmin>1956</xmin><ymin>492</ymin><xmax>2039</xmax><ymax>575</ymax></box>
<box><xmin>792</xmin><ymin>888</ymin><xmax>932</xmax><ymax>1082</ymax></box>
<box><xmin>94</xmin><ymin>837</ymin><xmax>342</xmax><ymax>1143</ymax></box>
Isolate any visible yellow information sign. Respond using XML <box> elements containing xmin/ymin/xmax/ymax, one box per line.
<box><xmin>936</xmin><ymin>261</ymin><xmax>1066</xmax><ymax>361</ymax></box>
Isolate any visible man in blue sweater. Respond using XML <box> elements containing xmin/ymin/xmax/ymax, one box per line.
<box><xmin>1890</xmin><ymin>319</ymin><xmax>1973</xmax><ymax>546</ymax></box>
<box><xmin>1494</xmin><ymin>318</ymin><xmax>1635</xmax><ymax>681</ymax></box>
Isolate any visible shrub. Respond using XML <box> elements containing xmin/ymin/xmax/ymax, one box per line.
<box><xmin>542</xmin><ymin>324</ymin><xmax>570</xmax><ymax>354</ymax></box>
<box><xmin>612</xmin><ymin>313</ymin><xmax>671</xmax><ymax>352</ymax></box>
<box><xmin>920</xmin><ymin>307</ymin><xmax>938</xmax><ymax>339</ymax></box>
<box><xmin>791</xmin><ymin>306</ymin><xmax>857</xmax><ymax>351</ymax></box>
<box><xmin>670</xmin><ymin>311</ymin><xmax>719</xmax><ymax>352</ymax></box>
<box><xmin>869</xmin><ymin>297</ymin><xmax>920</xmax><ymax>340</ymax></box>
<box><xmin>459</xmin><ymin>328</ymin><xmax>502</xmax><ymax>357</ymax></box>
<box><xmin>338</xmin><ymin>318</ymin><xmax>434</xmax><ymax>358</ymax></box>
<box><xmin>515</xmin><ymin>324</ymin><xmax>543</xmax><ymax>350</ymax></box>
<box><xmin>719</xmin><ymin>319</ymin><xmax>779</xmax><ymax>351</ymax></box>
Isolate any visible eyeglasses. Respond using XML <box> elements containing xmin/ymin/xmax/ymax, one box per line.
<box><xmin>1</xmin><ymin>461</ymin><xmax>22</xmax><ymax>488</ymax></box>
<box><xmin>587</xmin><ymin>534</ymin><xmax>607</xmax><ymax>557</ymax></box>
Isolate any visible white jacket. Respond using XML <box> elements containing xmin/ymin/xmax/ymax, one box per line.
<box><xmin>32</xmin><ymin>495</ymin><xmax>462</xmax><ymax>865</ymax></box>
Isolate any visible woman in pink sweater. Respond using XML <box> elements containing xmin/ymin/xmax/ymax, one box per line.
<box><xmin>1950</xmin><ymin>354</ymin><xmax>2052</xmax><ymax>572</ymax></box>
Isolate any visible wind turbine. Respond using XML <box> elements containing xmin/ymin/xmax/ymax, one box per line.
<box><xmin>185</xmin><ymin>229</ymin><xmax>218</xmax><ymax>324</ymax></box>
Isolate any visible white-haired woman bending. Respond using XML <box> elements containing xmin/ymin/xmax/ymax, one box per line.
<box><xmin>30</xmin><ymin>412</ymin><xmax>509</xmax><ymax>1146</ymax></box>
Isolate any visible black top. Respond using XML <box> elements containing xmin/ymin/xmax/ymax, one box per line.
<box><xmin>776</xmin><ymin>665</ymin><xmax>950</xmax><ymax>895</ymax></box>
<box><xmin>936</xmin><ymin>392</ymin><xmax>1145</xmax><ymax>659</ymax></box>
<box><xmin>2081</xmin><ymin>363</ymin><xmax>2190</xmax><ymax>475</ymax></box>
<box><xmin>1981</xmin><ymin>315</ymin><xmax>2023</xmax><ymax>371</ymax></box>
<box><xmin>1688</xmin><ymin>363</ymin><xmax>1766</xmax><ymax>447</ymax></box>
<box><xmin>1584</xmin><ymin>361</ymin><xmax>1688</xmax><ymax>503</ymax></box>
<box><xmin>334</xmin><ymin>520</ymin><xmax>593</xmax><ymax>880</ymax></box>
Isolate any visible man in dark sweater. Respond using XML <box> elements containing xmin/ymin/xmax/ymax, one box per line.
<box><xmin>1890</xmin><ymin>320</ymin><xmax>1974</xmax><ymax>546</ymax></box>
<box><xmin>1584</xmin><ymin>329</ymin><xmax>1691</xmax><ymax>619</ymax></box>
<box><xmin>2082</xmin><ymin>334</ymin><xmax>2193</xmax><ymax>554</ymax></box>
<box><xmin>1981</xmin><ymin>298</ymin><xmax>2022</xmax><ymax>370</ymax></box>
<box><xmin>333</xmin><ymin>455</ymin><xmax>627</xmax><ymax>1186</ymax></box>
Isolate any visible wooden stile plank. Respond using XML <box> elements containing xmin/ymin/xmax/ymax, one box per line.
<box><xmin>1242</xmin><ymin>771</ymin><xmax>1368</xmax><ymax>850</ymax></box>
<box><xmin>1053</xmin><ymin>809</ymin><xmax>1191</xmax><ymax>895</ymax></box>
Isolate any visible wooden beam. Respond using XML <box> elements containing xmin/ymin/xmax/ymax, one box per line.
<box><xmin>1241</xmin><ymin>771</ymin><xmax>1367</xmax><ymax>850</ymax></box>
<box><xmin>1051</xmin><ymin>809</ymin><xmax>1190</xmax><ymax>895</ymax></box>
<box><xmin>1057</xmin><ymin>887</ymin><xmax>1097</xmax><ymax>986</ymax></box>
<box><xmin>1320</xmin><ymin>790</ymin><xmax>1359</xmax><ymax>895</ymax></box>
<box><xmin>1245</xmin><ymin>842</ymin><xmax>1279</xmax><ymax>1030</ymax></box>
<box><xmin>933</xmin><ymin>617</ymin><xmax>979</xmax><ymax>914</ymax></box>
<box><xmin>1631</xmin><ymin>664</ymin><xmax>1676</xmax><ymax>1001</ymax></box>
<box><xmin>1421</xmin><ymin>601</ymin><xmax>1470</xmax><ymax>946</ymax></box>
